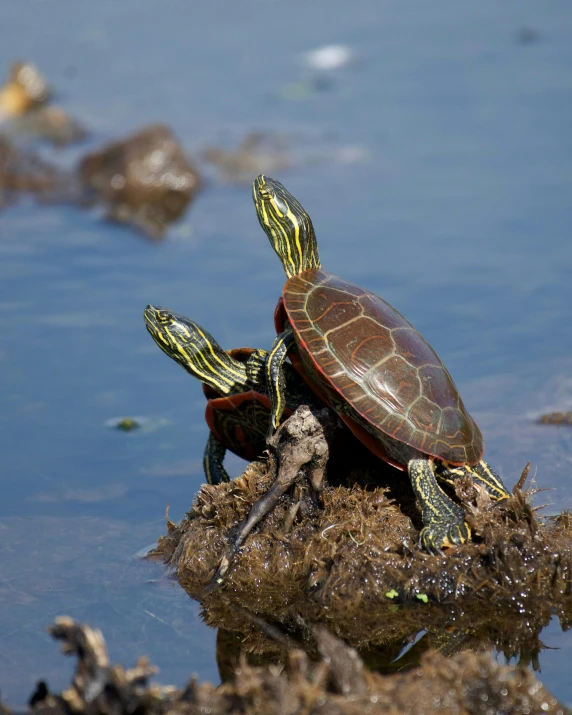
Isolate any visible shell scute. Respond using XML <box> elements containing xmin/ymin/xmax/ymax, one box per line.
<box><xmin>418</xmin><ymin>365</ymin><xmax>457</xmax><ymax>408</ymax></box>
<box><xmin>327</xmin><ymin>319</ymin><xmax>393</xmax><ymax>379</ymax></box>
<box><xmin>381</xmin><ymin>413</ymin><xmax>414</xmax><ymax>444</ymax></box>
<box><xmin>306</xmin><ymin>287</ymin><xmax>363</xmax><ymax>330</ymax></box>
<box><xmin>391</xmin><ymin>327</ymin><xmax>441</xmax><ymax>368</ymax></box>
<box><xmin>364</xmin><ymin>354</ymin><xmax>421</xmax><ymax>414</ymax></box>
<box><xmin>408</xmin><ymin>395</ymin><xmax>442</xmax><ymax>433</ymax></box>
<box><xmin>360</xmin><ymin>294</ymin><xmax>408</xmax><ymax>330</ymax></box>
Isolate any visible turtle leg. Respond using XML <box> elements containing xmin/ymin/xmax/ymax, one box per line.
<box><xmin>266</xmin><ymin>328</ymin><xmax>296</xmax><ymax>435</ymax></box>
<box><xmin>203</xmin><ymin>432</ymin><xmax>231</xmax><ymax>485</ymax></box>
<box><xmin>437</xmin><ymin>460</ymin><xmax>510</xmax><ymax>501</ymax></box>
<box><xmin>408</xmin><ymin>458</ymin><xmax>470</xmax><ymax>554</ymax></box>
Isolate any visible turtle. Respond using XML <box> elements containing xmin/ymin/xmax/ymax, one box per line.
<box><xmin>253</xmin><ymin>175</ymin><xmax>510</xmax><ymax>554</ymax></box>
<box><xmin>144</xmin><ymin>304</ymin><xmax>328</xmax><ymax>485</ymax></box>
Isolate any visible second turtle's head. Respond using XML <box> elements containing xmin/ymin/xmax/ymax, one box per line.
<box><xmin>253</xmin><ymin>175</ymin><xmax>320</xmax><ymax>279</ymax></box>
<box><xmin>144</xmin><ymin>305</ymin><xmax>239</xmax><ymax>394</ymax></box>
<box><xmin>144</xmin><ymin>305</ymin><xmax>205</xmax><ymax>370</ymax></box>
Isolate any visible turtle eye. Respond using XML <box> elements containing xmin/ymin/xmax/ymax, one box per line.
<box><xmin>156</xmin><ymin>310</ymin><xmax>173</xmax><ymax>325</ymax></box>
<box><xmin>259</xmin><ymin>184</ymin><xmax>274</xmax><ymax>201</ymax></box>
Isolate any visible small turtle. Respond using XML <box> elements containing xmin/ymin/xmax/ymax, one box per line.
<box><xmin>144</xmin><ymin>305</ymin><xmax>324</xmax><ymax>485</ymax></box>
<box><xmin>254</xmin><ymin>175</ymin><xmax>509</xmax><ymax>553</ymax></box>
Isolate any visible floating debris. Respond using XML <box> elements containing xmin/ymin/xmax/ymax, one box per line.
<box><xmin>104</xmin><ymin>415</ymin><xmax>168</xmax><ymax>433</ymax></box>
<box><xmin>203</xmin><ymin>132</ymin><xmax>290</xmax><ymax>185</ymax></box>
<box><xmin>78</xmin><ymin>124</ymin><xmax>201</xmax><ymax>239</ymax></box>
<box><xmin>111</xmin><ymin>417</ymin><xmax>141</xmax><ymax>432</ymax></box>
<box><xmin>9</xmin><ymin>617</ymin><xmax>566</xmax><ymax>715</ymax></box>
<box><xmin>304</xmin><ymin>44</ymin><xmax>355</xmax><ymax>71</ymax></box>
<box><xmin>0</xmin><ymin>60</ymin><xmax>86</xmax><ymax>146</ymax></box>
<box><xmin>0</xmin><ymin>61</ymin><xmax>50</xmax><ymax>118</ymax></box>
<box><xmin>537</xmin><ymin>411</ymin><xmax>572</xmax><ymax>426</ymax></box>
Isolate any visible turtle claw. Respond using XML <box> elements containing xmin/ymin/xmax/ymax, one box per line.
<box><xmin>419</xmin><ymin>520</ymin><xmax>470</xmax><ymax>555</ymax></box>
<box><xmin>266</xmin><ymin>420</ymin><xmax>278</xmax><ymax>441</ymax></box>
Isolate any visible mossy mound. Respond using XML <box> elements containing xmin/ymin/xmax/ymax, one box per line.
<box><xmin>152</xmin><ymin>459</ymin><xmax>571</xmax><ymax>660</ymax></box>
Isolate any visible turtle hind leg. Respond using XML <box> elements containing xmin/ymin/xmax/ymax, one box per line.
<box><xmin>408</xmin><ymin>458</ymin><xmax>470</xmax><ymax>554</ymax></box>
<box><xmin>204</xmin><ymin>432</ymin><xmax>231</xmax><ymax>485</ymax></box>
<box><xmin>437</xmin><ymin>460</ymin><xmax>510</xmax><ymax>501</ymax></box>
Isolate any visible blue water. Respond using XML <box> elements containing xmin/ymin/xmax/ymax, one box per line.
<box><xmin>1</xmin><ymin>0</ymin><xmax>571</xmax><ymax>706</ymax></box>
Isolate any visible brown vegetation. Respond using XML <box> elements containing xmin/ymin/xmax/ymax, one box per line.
<box><xmin>150</xmin><ymin>406</ymin><xmax>572</xmax><ymax>670</ymax></box>
<box><xmin>5</xmin><ymin>618</ymin><xmax>567</xmax><ymax>715</ymax></box>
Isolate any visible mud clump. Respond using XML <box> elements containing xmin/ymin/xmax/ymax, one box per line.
<box><xmin>151</xmin><ymin>406</ymin><xmax>572</xmax><ymax>664</ymax></box>
<box><xmin>8</xmin><ymin>617</ymin><xmax>566</xmax><ymax>715</ymax></box>
<box><xmin>78</xmin><ymin>124</ymin><xmax>201</xmax><ymax>238</ymax></box>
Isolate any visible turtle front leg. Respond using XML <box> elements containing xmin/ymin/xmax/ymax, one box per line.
<box><xmin>266</xmin><ymin>327</ymin><xmax>295</xmax><ymax>436</ymax></box>
<box><xmin>408</xmin><ymin>458</ymin><xmax>470</xmax><ymax>554</ymax></box>
<box><xmin>203</xmin><ymin>432</ymin><xmax>231</xmax><ymax>485</ymax></box>
<box><xmin>437</xmin><ymin>460</ymin><xmax>510</xmax><ymax>501</ymax></box>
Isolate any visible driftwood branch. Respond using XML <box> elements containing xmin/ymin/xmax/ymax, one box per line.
<box><xmin>207</xmin><ymin>406</ymin><xmax>337</xmax><ymax>588</ymax></box>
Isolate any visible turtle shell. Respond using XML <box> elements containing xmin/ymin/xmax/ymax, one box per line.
<box><xmin>275</xmin><ymin>269</ymin><xmax>484</xmax><ymax>468</ymax></box>
<box><xmin>203</xmin><ymin>348</ymin><xmax>281</xmax><ymax>462</ymax></box>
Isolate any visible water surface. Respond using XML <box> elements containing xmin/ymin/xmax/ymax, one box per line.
<box><xmin>1</xmin><ymin>0</ymin><xmax>571</xmax><ymax>706</ymax></box>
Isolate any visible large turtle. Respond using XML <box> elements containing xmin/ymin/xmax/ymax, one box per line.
<box><xmin>253</xmin><ymin>175</ymin><xmax>509</xmax><ymax>553</ymax></box>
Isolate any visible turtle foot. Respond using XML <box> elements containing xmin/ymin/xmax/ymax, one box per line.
<box><xmin>419</xmin><ymin>520</ymin><xmax>470</xmax><ymax>556</ymax></box>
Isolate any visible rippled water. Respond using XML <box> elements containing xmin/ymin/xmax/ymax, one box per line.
<box><xmin>1</xmin><ymin>0</ymin><xmax>571</xmax><ymax>706</ymax></box>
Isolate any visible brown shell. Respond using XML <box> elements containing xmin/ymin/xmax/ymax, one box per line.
<box><xmin>204</xmin><ymin>388</ymin><xmax>272</xmax><ymax>461</ymax></box>
<box><xmin>282</xmin><ymin>269</ymin><xmax>484</xmax><ymax>465</ymax></box>
<box><xmin>202</xmin><ymin>348</ymin><xmax>273</xmax><ymax>461</ymax></box>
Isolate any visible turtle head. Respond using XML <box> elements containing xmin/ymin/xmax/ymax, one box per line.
<box><xmin>253</xmin><ymin>175</ymin><xmax>321</xmax><ymax>279</ymax></box>
<box><xmin>144</xmin><ymin>305</ymin><xmax>244</xmax><ymax>394</ymax></box>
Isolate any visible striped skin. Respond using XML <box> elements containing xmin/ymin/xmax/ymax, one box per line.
<box><xmin>409</xmin><ymin>458</ymin><xmax>470</xmax><ymax>551</ymax></box>
<box><xmin>438</xmin><ymin>460</ymin><xmax>508</xmax><ymax>502</ymax></box>
<box><xmin>253</xmin><ymin>174</ymin><xmax>320</xmax><ymax>279</ymax></box>
<box><xmin>278</xmin><ymin>270</ymin><xmax>484</xmax><ymax>468</ymax></box>
<box><xmin>144</xmin><ymin>305</ymin><xmax>247</xmax><ymax>396</ymax></box>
